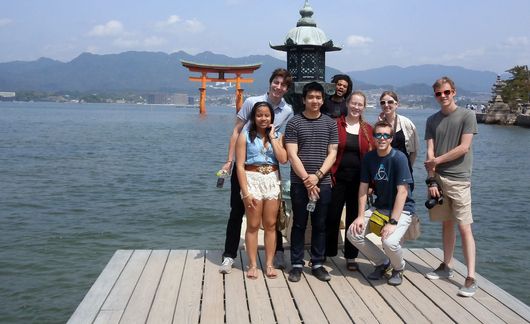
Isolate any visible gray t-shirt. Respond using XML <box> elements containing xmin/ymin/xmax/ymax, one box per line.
<box><xmin>425</xmin><ymin>107</ymin><xmax>478</xmax><ymax>180</ymax></box>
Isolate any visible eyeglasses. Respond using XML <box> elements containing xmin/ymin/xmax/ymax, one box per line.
<box><xmin>374</xmin><ymin>133</ymin><xmax>393</xmax><ymax>140</ymax></box>
<box><xmin>435</xmin><ymin>89</ymin><xmax>453</xmax><ymax>97</ymax></box>
<box><xmin>380</xmin><ymin>100</ymin><xmax>396</xmax><ymax>106</ymax></box>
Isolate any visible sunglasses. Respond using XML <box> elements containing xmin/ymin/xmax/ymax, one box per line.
<box><xmin>374</xmin><ymin>133</ymin><xmax>393</xmax><ymax>140</ymax></box>
<box><xmin>435</xmin><ymin>89</ymin><xmax>453</xmax><ymax>97</ymax></box>
<box><xmin>380</xmin><ymin>100</ymin><xmax>396</xmax><ymax>106</ymax></box>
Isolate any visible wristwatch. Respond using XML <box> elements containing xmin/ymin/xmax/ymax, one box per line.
<box><xmin>388</xmin><ymin>218</ymin><xmax>398</xmax><ymax>225</ymax></box>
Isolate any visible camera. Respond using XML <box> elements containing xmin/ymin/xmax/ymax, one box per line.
<box><xmin>425</xmin><ymin>194</ymin><xmax>443</xmax><ymax>209</ymax></box>
<box><xmin>425</xmin><ymin>177</ymin><xmax>444</xmax><ymax>209</ymax></box>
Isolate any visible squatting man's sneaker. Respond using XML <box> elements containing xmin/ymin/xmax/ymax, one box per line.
<box><xmin>387</xmin><ymin>269</ymin><xmax>403</xmax><ymax>286</ymax></box>
<box><xmin>458</xmin><ymin>277</ymin><xmax>478</xmax><ymax>297</ymax></box>
<box><xmin>367</xmin><ymin>260</ymin><xmax>391</xmax><ymax>280</ymax></box>
<box><xmin>219</xmin><ymin>257</ymin><xmax>234</xmax><ymax>274</ymax></box>
<box><xmin>425</xmin><ymin>262</ymin><xmax>454</xmax><ymax>280</ymax></box>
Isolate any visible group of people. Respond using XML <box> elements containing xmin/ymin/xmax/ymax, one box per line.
<box><xmin>217</xmin><ymin>68</ymin><xmax>478</xmax><ymax>297</ymax></box>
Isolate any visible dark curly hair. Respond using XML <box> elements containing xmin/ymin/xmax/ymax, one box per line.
<box><xmin>248</xmin><ymin>101</ymin><xmax>275</xmax><ymax>143</ymax></box>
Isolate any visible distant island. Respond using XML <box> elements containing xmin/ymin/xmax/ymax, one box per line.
<box><xmin>0</xmin><ymin>50</ymin><xmax>497</xmax><ymax>107</ymax></box>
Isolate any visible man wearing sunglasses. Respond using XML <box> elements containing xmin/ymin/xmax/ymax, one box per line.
<box><xmin>347</xmin><ymin>120</ymin><xmax>415</xmax><ymax>286</ymax></box>
<box><xmin>424</xmin><ymin>76</ymin><xmax>478</xmax><ymax>297</ymax></box>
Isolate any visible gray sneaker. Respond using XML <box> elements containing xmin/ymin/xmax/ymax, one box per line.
<box><xmin>458</xmin><ymin>277</ymin><xmax>478</xmax><ymax>297</ymax></box>
<box><xmin>425</xmin><ymin>262</ymin><xmax>454</xmax><ymax>280</ymax></box>
<box><xmin>219</xmin><ymin>257</ymin><xmax>234</xmax><ymax>274</ymax></box>
<box><xmin>273</xmin><ymin>251</ymin><xmax>286</xmax><ymax>270</ymax></box>
<box><xmin>387</xmin><ymin>269</ymin><xmax>403</xmax><ymax>286</ymax></box>
<box><xmin>367</xmin><ymin>261</ymin><xmax>391</xmax><ymax>280</ymax></box>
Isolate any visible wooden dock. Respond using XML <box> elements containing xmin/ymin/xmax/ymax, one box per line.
<box><xmin>68</xmin><ymin>247</ymin><xmax>530</xmax><ymax>323</ymax></box>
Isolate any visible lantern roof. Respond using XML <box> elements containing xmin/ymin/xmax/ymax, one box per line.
<box><xmin>270</xmin><ymin>0</ymin><xmax>341</xmax><ymax>52</ymax></box>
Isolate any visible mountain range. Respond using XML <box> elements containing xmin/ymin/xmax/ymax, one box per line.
<box><xmin>0</xmin><ymin>51</ymin><xmax>498</xmax><ymax>94</ymax></box>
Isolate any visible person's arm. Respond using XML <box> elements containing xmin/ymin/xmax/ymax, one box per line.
<box><xmin>424</xmin><ymin>138</ymin><xmax>441</xmax><ymax>198</ymax></box>
<box><xmin>351</xmin><ymin>182</ymin><xmax>370</xmax><ymax>235</ymax></box>
<box><xmin>425</xmin><ymin>138</ymin><xmax>436</xmax><ymax>176</ymax></box>
<box><xmin>409</xmin><ymin>123</ymin><xmax>420</xmax><ymax>166</ymax></box>
<box><xmin>286</xmin><ymin>142</ymin><xmax>308</xmax><ymax>181</ymax></box>
<box><xmin>269</xmin><ymin>125</ymin><xmax>287</xmax><ymax>164</ymax></box>
<box><xmin>235</xmin><ymin>132</ymin><xmax>256</xmax><ymax>209</ymax></box>
<box><xmin>221</xmin><ymin>118</ymin><xmax>245</xmax><ymax>172</ymax></box>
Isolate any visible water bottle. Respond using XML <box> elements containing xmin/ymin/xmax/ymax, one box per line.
<box><xmin>216</xmin><ymin>170</ymin><xmax>229</xmax><ymax>188</ymax></box>
<box><xmin>306</xmin><ymin>197</ymin><xmax>317</xmax><ymax>212</ymax></box>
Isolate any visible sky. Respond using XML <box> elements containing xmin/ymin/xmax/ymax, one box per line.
<box><xmin>1</xmin><ymin>0</ymin><xmax>529</xmax><ymax>74</ymax></box>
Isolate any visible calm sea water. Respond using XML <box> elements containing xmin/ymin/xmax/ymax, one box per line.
<box><xmin>0</xmin><ymin>102</ymin><xmax>529</xmax><ymax>323</ymax></box>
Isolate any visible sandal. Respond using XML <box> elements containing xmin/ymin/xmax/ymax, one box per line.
<box><xmin>266</xmin><ymin>265</ymin><xmax>277</xmax><ymax>279</ymax></box>
<box><xmin>247</xmin><ymin>266</ymin><xmax>258</xmax><ymax>279</ymax></box>
<box><xmin>346</xmin><ymin>260</ymin><xmax>359</xmax><ymax>271</ymax></box>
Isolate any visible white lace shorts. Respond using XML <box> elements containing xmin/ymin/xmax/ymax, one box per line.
<box><xmin>241</xmin><ymin>170</ymin><xmax>281</xmax><ymax>200</ymax></box>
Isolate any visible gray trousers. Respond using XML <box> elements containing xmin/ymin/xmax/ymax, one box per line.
<box><xmin>347</xmin><ymin>208</ymin><xmax>411</xmax><ymax>271</ymax></box>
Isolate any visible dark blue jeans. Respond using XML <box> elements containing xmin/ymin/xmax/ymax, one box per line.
<box><xmin>289</xmin><ymin>183</ymin><xmax>332</xmax><ymax>267</ymax></box>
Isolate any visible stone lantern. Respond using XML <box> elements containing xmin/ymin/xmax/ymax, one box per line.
<box><xmin>270</xmin><ymin>0</ymin><xmax>341</xmax><ymax>111</ymax></box>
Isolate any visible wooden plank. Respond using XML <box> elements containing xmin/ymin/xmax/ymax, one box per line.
<box><xmin>402</xmin><ymin>249</ymin><xmax>480</xmax><ymax>323</ymax></box>
<box><xmin>303</xmin><ymin>262</ymin><xmax>352</xmax><ymax>323</ymax></box>
<box><xmin>258</xmin><ymin>250</ymin><xmax>300</xmax><ymax>324</ymax></box>
<box><xmin>199</xmin><ymin>250</ymin><xmax>224</xmax><ymax>324</ymax></box>
<box><xmin>284</xmin><ymin>251</ymin><xmax>328</xmax><ymax>324</ymax></box>
<box><xmin>426</xmin><ymin>247</ymin><xmax>530</xmax><ymax>322</ymax></box>
<box><xmin>355</xmin><ymin>254</ymin><xmax>430</xmax><ymax>323</ymax></box>
<box><xmin>68</xmin><ymin>250</ymin><xmax>133</xmax><ymax>324</ymax></box>
<box><xmin>224</xmin><ymin>253</ymin><xmax>250</xmax><ymax>324</ymax></box>
<box><xmin>146</xmin><ymin>250</ymin><xmax>187</xmax><ymax>324</ymax></box>
<box><xmin>241</xmin><ymin>251</ymin><xmax>276</xmax><ymax>323</ymax></box>
<box><xmin>411</xmin><ymin>248</ymin><xmax>505</xmax><ymax>324</ymax></box>
<box><xmin>172</xmin><ymin>250</ymin><xmax>205</xmax><ymax>324</ymax></box>
<box><xmin>94</xmin><ymin>250</ymin><xmax>151</xmax><ymax>323</ymax></box>
<box><xmin>328</xmin><ymin>256</ymin><xmax>389</xmax><ymax>324</ymax></box>
<box><xmin>120</xmin><ymin>250</ymin><xmax>169</xmax><ymax>324</ymax></box>
<box><xmin>336</xmin><ymin>254</ymin><xmax>403</xmax><ymax>323</ymax></box>
<box><xmin>147</xmin><ymin>250</ymin><xmax>187</xmax><ymax>324</ymax></box>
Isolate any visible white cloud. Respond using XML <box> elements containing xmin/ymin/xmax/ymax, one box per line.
<box><xmin>183</xmin><ymin>18</ymin><xmax>205</xmax><ymax>33</ymax></box>
<box><xmin>503</xmin><ymin>36</ymin><xmax>529</xmax><ymax>47</ymax></box>
<box><xmin>155</xmin><ymin>15</ymin><xmax>181</xmax><ymax>28</ymax></box>
<box><xmin>155</xmin><ymin>15</ymin><xmax>205</xmax><ymax>34</ymax></box>
<box><xmin>88</xmin><ymin>20</ymin><xmax>124</xmax><ymax>37</ymax></box>
<box><xmin>0</xmin><ymin>18</ymin><xmax>13</xmax><ymax>27</ymax></box>
<box><xmin>345</xmin><ymin>35</ymin><xmax>373</xmax><ymax>47</ymax></box>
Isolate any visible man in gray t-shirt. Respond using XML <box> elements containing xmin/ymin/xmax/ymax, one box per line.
<box><xmin>424</xmin><ymin>76</ymin><xmax>478</xmax><ymax>298</ymax></box>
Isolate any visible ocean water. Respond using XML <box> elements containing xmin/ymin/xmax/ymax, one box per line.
<box><xmin>0</xmin><ymin>102</ymin><xmax>529</xmax><ymax>323</ymax></box>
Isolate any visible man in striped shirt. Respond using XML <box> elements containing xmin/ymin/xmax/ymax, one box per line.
<box><xmin>285</xmin><ymin>82</ymin><xmax>339</xmax><ymax>282</ymax></box>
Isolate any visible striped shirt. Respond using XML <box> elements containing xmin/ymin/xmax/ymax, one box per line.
<box><xmin>285</xmin><ymin>113</ymin><xmax>338</xmax><ymax>184</ymax></box>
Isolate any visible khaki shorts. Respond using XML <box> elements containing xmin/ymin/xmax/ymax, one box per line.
<box><xmin>428</xmin><ymin>174</ymin><xmax>473</xmax><ymax>225</ymax></box>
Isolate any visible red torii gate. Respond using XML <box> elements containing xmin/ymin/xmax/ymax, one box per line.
<box><xmin>180</xmin><ymin>60</ymin><xmax>261</xmax><ymax>114</ymax></box>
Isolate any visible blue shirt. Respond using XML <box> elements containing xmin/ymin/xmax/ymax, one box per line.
<box><xmin>245</xmin><ymin>131</ymin><xmax>278</xmax><ymax>165</ymax></box>
<box><xmin>237</xmin><ymin>93</ymin><xmax>293</xmax><ymax>134</ymax></box>
<box><xmin>360</xmin><ymin>148</ymin><xmax>415</xmax><ymax>213</ymax></box>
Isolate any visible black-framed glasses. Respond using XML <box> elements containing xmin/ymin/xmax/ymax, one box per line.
<box><xmin>380</xmin><ymin>100</ymin><xmax>396</xmax><ymax>106</ymax></box>
<box><xmin>374</xmin><ymin>133</ymin><xmax>393</xmax><ymax>140</ymax></box>
<box><xmin>435</xmin><ymin>89</ymin><xmax>452</xmax><ymax>97</ymax></box>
